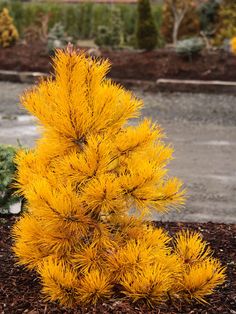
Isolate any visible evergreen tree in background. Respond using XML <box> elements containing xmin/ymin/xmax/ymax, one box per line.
<box><xmin>109</xmin><ymin>6</ymin><xmax>123</xmax><ymax>48</ymax></box>
<box><xmin>95</xmin><ymin>6</ymin><xmax>123</xmax><ymax>49</ymax></box>
<box><xmin>136</xmin><ymin>0</ymin><xmax>157</xmax><ymax>50</ymax></box>
<box><xmin>0</xmin><ymin>7</ymin><xmax>18</xmax><ymax>47</ymax></box>
<box><xmin>214</xmin><ymin>0</ymin><xmax>236</xmax><ymax>46</ymax></box>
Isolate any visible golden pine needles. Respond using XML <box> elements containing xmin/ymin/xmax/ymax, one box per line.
<box><xmin>12</xmin><ymin>46</ymin><xmax>225</xmax><ymax>308</ymax></box>
<box><xmin>39</xmin><ymin>257</ymin><xmax>80</xmax><ymax>307</ymax></box>
<box><xmin>77</xmin><ymin>270</ymin><xmax>113</xmax><ymax>304</ymax></box>
<box><xmin>121</xmin><ymin>264</ymin><xmax>174</xmax><ymax>305</ymax></box>
<box><xmin>180</xmin><ymin>258</ymin><xmax>226</xmax><ymax>303</ymax></box>
<box><xmin>173</xmin><ymin>230</ymin><xmax>212</xmax><ymax>265</ymax></box>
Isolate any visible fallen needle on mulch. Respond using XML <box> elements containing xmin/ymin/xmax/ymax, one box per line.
<box><xmin>0</xmin><ymin>216</ymin><xmax>235</xmax><ymax>314</ymax></box>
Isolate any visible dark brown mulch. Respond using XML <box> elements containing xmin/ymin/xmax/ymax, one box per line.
<box><xmin>103</xmin><ymin>49</ymin><xmax>236</xmax><ymax>82</ymax></box>
<box><xmin>0</xmin><ymin>216</ymin><xmax>235</xmax><ymax>314</ymax></box>
<box><xmin>1</xmin><ymin>41</ymin><xmax>236</xmax><ymax>82</ymax></box>
<box><xmin>0</xmin><ymin>41</ymin><xmax>51</xmax><ymax>73</ymax></box>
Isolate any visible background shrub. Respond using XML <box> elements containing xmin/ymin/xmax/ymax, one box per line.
<box><xmin>136</xmin><ymin>0</ymin><xmax>158</xmax><ymax>50</ymax></box>
<box><xmin>94</xmin><ymin>25</ymin><xmax>110</xmax><ymax>48</ymax></box>
<box><xmin>198</xmin><ymin>0</ymin><xmax>220</xmax><ymax>34</ymax></box>
<box><xmin>0</xmin><ymin>145</ymin><xmax>19</xmax><ymax>213</ymax></box>
<box><xmin>214</xmin><ymin>0</ymin><xmax>236</xmax><ymax>46</ymax></box>
<box><xmin>175</xmin><ymin>37</ymin><xmax>204</xmax><ymax>59</ymax></box>
<box><xmin>47</xmin><ymin>22</ymin><xmax>69</xmax><ymax>54</ymax></box>
<box><xmin>0</xmin><ymin>0</ymin><xmax>162</xmax><ymax>47</ymax></box>
<box><xmin>109</xmin><ymin>6</ymin><xmax>124</xmax><ymax>48</ymax></box>
<box><xmin>0</xmin><ymin>7</ymin><xmax>18</xmax><ymax>47</ymax></box>
<box><xmin>152</xmin><ymin>4</ymin><xmax>164</xmax><ymax>47</ymax></box>
<box><xmin>95</xmin><ymin>6</ymin><xmax>123</xmax><ymax>49</ymax></box>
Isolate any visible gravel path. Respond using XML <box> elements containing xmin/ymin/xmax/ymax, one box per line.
<box><xmin>0</xmin><ymin>81</ymin><xmax>235</xmax><ymax>223</ymax></box>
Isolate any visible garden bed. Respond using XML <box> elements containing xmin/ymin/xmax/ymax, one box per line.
<box><xmin>0</xmin><ymin>216</ymin><xmax>235</xmax><ymax>314</ymax></box>
<box><xmin>1</xmin><ymin>41</ymin><xmax>236</xmax><ymax>82</ymax></box>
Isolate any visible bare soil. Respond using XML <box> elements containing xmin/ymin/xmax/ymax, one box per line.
<box><xmin>103</xmin><ymin>49</ymin><xmax>236</xmax><ymax>82</ymax></box>
<box><xmin>1</xmin><ymin>41</ymin><xmax>236</xmax><ymax>81</ymax></box>
<box><xmin>0</xmin><ymin>216</ymin><xmax>235</xmax><ymax>314</ymax></box>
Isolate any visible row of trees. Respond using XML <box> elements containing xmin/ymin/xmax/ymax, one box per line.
<box><xmin>0</xmin><ymin>0</ymin><xmax>161</xmax><ymax>49</ymax></box>
<box><xmin>0</xmin><ymin>0</ymin><xmax>158</xmax><ymax>50</ymax></box>
<box><xmin>1</xmin><ymin>0</ymin><xmax>236</xmax><ymax>51</ymax></box>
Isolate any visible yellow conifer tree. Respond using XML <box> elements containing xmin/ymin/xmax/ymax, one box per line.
<box><xmin>12</xmin><ymin>45</ymin><xmax>225</xmax><ymax>308</ymax></box>
<box><xmin>0</xmin><ymin>8</ymin><xmax>19</xmax><ymax>48</ymax></box>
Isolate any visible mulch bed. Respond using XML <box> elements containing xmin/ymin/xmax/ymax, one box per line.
<box><xmin>0</xmin><ymin>216</ymin><xmax>235</xmax><ymax>314</ymax></box>
<box><xmin>1</xmin><ymin>41</ymin><xmax>236</xmax><ymax>82</ymax></box>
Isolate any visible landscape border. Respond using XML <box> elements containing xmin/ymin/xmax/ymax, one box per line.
<box><xmin>1</xmin><ymin>69</ymin><xmax>236</xmax><ymax>94</ymax></box>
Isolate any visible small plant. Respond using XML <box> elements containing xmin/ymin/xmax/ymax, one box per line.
<box><xmin>0</xmin><ymin>145</ymin><xmax>20</xmax><ymax>213</ymax></box>
<box><xmin>47</xmin><ymin>22</ymin><xmax>69</xmax><ymax>54</ymax></box>
<box><xmin>176</xmin><ymin>37</ymin><xmax>204</xmax><ymax>59</ymax></box>
<box><xmin>95</xmin><ymin>6</ymin><xmax>123</xmax><ymax>49</ymax></box>
<box><xmin>136</xmin><ymin>0</ymin><xmax>157</xmax><ymax>51</ymax></box>
<box><xmin>0</xmin><ymin>7</ymin><xmax>18</xmax><ymax>48</ymax></box>
<box><xmin>12</xmin><ymin>45</ymin><xmax>225</xmax><ymax>308</ymax></box>
<box><xmin>198</xmin><ymin>0</ymin><xmax>220</xmax><ymax>34</ymax></box>
<box><xmin>214</xmin><ymin>0</ymin><xmax>236</xmax><ymax>46</ymax></box>
<box><xmin>95</xmin><ymin>25</ymin><xmax>110</xmax><ymax>48</ymax></box>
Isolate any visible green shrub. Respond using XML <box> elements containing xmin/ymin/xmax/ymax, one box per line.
<box><xmin>95</xmin><ymin>6</ymin><xmax>123</xmax><ymax>49</ymax></box>
<box><xmin>136</xmin><ymin>0</ymin><xmax>157</xmax><ymax>50</ymax></box>
<box><xmin>47</xmin><ymin>22</ymin><xmax>69</xmax><ymax>54</ymax></box>
<box><xmin>80</xmin><ymin>3</ymin><xmax>93</xmax><ymax>39</ymax></box>
<box><xmin>198</xmin><ymin>0</ymin><xmax>220</xmax><ymax>33</ymax></box>
<box><xmin>214</xmin><ymin>0</ymin><xmax>236</xmax><ymax>46</ymax></box>
<box><xmin>94</xmin><ymin>25</ymin><xmax>110</xmax><ymax>47</ymax></box>
<box><xmin>119</xmin><ymin>4</ymin><xmax>137</xmax><ymax>42</ymax></box>
<box><xmin>7</xmin><ymin>0</ymin><xmax>24</xmax><ymax>34</ymax></box>
<box><xmin>175</xmin><ymin>37</ymin><xmax>204</xmax><ymax>59</ymax></box>
<box><xmin>91</xmin><ymin>4</ymin><xmax>109</xmax><ymax>37</ymax></box>
<box><xmin>152</xmin><ymin>4</ymin><xmax>164</xmax><ymax>47</ymax></box>
<box><xmin>0</xmin><ymin>145</ymin><xmax>20</xmax><ymax>213</ymax></box>
<box><xmin>109</xmin><ymin>6</ymin><xmax>124</xmax><ymax>48</ymax></box>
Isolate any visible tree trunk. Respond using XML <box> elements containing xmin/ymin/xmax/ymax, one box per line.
<box><xmin>172</xmin><ymin>10</ymin><xmax>187</xmax><ymax>45</ymax></box>
<box><xmin>173</xmin><ymin>21</ymin><xmax>179</xmax><ymax>45</ymax></box>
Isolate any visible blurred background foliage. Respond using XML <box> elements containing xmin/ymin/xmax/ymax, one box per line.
<box><xmin>0</xmin><ymin>144</ymin><xmax>20</xmax><ymax>214</ymax></box>
<box><xmin>0</xmin><ymin>0</ymin><xmax>235</xmax><ymax>51</ymax></box>
<box><xmin>0</xmin><ymin>0</ymin><xmax>162</xmax><ymax>47</ymax></box>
